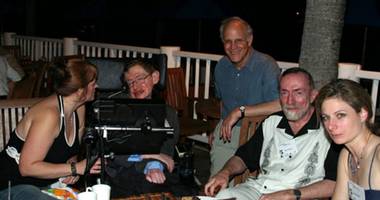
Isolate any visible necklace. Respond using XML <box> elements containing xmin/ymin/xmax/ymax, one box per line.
<box><xmin>350</xmin><ymin>132</ymin><xmax>372</xmax><ymax>175</ymax></box>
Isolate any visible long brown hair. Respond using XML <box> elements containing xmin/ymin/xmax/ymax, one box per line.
<box><xmin>51</xmin><ymin>59</ymin><xmax>97</xmax><ymax>96</ymax></box>
<box><xmin>316</xmin><ymin>79</ymin><xmax>378</xmax><ymax>134</ymax></box>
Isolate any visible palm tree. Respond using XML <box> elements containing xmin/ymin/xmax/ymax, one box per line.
<box><xmin>299</xmin><ymin>0</ymin><xmax>346</xmax><ymax>89</ymax></box>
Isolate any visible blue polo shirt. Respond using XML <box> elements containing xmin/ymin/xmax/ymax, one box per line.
<box><xmin>214</xmin><ymin>48</ymin><xmax>280</xmax><ymax>123</ymax></box>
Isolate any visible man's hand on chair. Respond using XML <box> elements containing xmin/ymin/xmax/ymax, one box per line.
<box><xmin>220</xmin><ymin>108</ymin><xmax>241</xmax><ymax>142</ymax></box>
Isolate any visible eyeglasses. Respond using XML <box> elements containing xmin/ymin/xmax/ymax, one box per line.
<box><xmin>223</xmin><ymin>39</ymin><xmax>248</xmax><ymax>46</ymax></box>
<box><xmin>126</xmin><ymin>73</ymin><xmax>152</xmax><ymax>87</ymax></box>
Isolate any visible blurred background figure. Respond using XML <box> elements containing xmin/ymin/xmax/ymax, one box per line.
<box><xmin>0</xmin><ymin>46</ymin><xmax>24</xmax><ymax>99</ymax></box>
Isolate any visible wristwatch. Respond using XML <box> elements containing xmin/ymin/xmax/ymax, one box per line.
<box><xmin>239</xmin><ymin>106</ymin><xmax>245</xmax><ymax>118</ymax></box>
<box><xmin>70</xmin><ymin>162</ymin><xmax>77</xmax><ymax>176</ymax></box>
<box><xmin>293</xmin><ymin>189</ymin><xmax>301</xmax><ymax>200</ymax></box>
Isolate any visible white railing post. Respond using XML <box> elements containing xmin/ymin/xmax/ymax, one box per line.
<box><xmin>3</xmin><ymin>32</ymin><xmax>16</xmax><ymax>45</ymax></box>
<box><xmin>338</xmin><ymin>63</ymin><xmax>361</xmax><ymax>82</ymax></box>
<box><xmin>160</xmin><ymin>46</ymin><xmax>180</xmax><ymax>68</ymax></box>
<box><xmin>63</xmin><ymin>37</ymin><xmax>78</xmax><ymax>56</ymax></box>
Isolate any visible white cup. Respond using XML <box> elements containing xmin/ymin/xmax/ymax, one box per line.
<box><xmin>92</xmin><ymin>184</ymin><xmax>111</xmax><ymax>200</ymax></box>
<box><xmin>78</xmin><ymin>187</ymin><xmax>97</xmax><ymax>200</ymax></box>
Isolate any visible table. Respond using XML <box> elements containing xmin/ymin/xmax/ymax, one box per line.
<box><xmin>111</xmin><ymin>192</ymin><xmax>193</xmax><ymax>200</ymax></box>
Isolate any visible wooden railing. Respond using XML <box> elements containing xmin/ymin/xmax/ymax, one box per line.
<box><xmin>173</xmin><ymin>50</ymin><xmax>222</xmax><ymax>99</ymax></box>
<box><xmin>13</xmin><ymin>35</ymin><xmax>64</xmax><ymax>61</ymax></box>
<box><xmin>0</xmin><ymin>98</ymin><xmax>43</xmax><ymax>150</ymax></box>
<box><xmin>2</xmin><ymin>32</ymin><xmax>380</xmax><ymax>120</ymax></box>
<box><xmin>75</xmin><ymin>40</ymin><xmax>161</xmax><ymax>58</ymax></box>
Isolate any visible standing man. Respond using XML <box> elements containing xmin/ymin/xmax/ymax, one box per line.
<box><xmin>210</xmin><ymin>16</ymin><xmax>281</xmax><ymax>176</ymax></box>
<box><xmin>205</xmin><ymin>68</ymin><xmax>340</xmax><ymax>200</ymax></box>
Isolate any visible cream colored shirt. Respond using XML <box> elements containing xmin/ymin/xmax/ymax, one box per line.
<box><xmin>0</xmin><ymin>55</ymin><xmax>23</xmax><ymax>96</ymax></box>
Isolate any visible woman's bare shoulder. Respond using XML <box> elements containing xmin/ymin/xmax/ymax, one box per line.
<box><xmin>16</xmin><ymin>96</ymin><xmax>60</xmax><ymax>138</ymax></box>
<box><xmin>28</xmin><ymin>96</ymin><xmax>59</xmax><ymax>118</ymax></box>
<box><xmin>21</xmin><ymin>97</ymin><xmax>58</xmax><ymax>125</ymax></box>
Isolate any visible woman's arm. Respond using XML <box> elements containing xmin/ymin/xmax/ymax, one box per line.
<box><xmin>19</xmin><ymin>108</ymin><xmax>75</xmax><ymax>178</ymax></box>
<box><xmin>332</xmin><ymin>149</ymin><xmax>350</xmax><ymax>200</ymax></box>
<box><xmin>19</xmin><ymin>107</ymin><xmax>97</xmax><ymax>178</ymax></box>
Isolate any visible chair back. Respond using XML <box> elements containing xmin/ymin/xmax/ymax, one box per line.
<box><xmin>238</xmin><ymin>115</ymin><xmax>267</xmax><ymax>146</ymax></box>
<box><xmin>8</xmin><ymin>72</ymin><xmax>38</xmax><ymax>99</ymax></box>
<box><xmin>1</xmin><ymin>45</ymin><xmax>21</xmax><ymax>59</ymax></box>
<box><xmin>0</xmin><ymin>98</ymin><xmax>42</xmax><ymax>150</ymax></box>
<box><xmin>33</xmin><ymin>60</ymin><xmax>55</xmax><ymax>97</ymax></box>
<box><xmin>165</xmin><ymin>68</ymin><xmax>188</xmax><ymax>116</ymax></box>
<box><xmin>234</xmin><ymin>115</ymin><xmax>267</xmax><ymax>185</ymax></box>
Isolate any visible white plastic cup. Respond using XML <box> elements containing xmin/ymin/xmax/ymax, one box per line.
<box><xmin>78</xmin><ymin>187</ymin><xmax>97</xmax><ymax>200</ymax></box>
<box><xmin>92</xmin><ymin>184</ymin><xmax>111</xmax><ymax>200</ymax></box>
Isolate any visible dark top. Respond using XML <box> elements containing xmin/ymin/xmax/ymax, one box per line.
<box><xmin>0</xmin><ymin>95</ymin><xmax>80</xmax><ymax>189</ymax></box>
<box><xmin>235</xmin><ymin>111</ymin><xmax>341</xmax><ymax>181</ymax></box>
<box><xmin>365</xmin><ymin>144</ymin><xmax>380</xmax><ymax>199</ymax></box>
<box><xmin>104</xmin><ymin>104</ymin><xmax>180</xmax><ymax>197</ymax></box>
<box><xmin>106</xmin><ymin>104</ymin><xmax>179</xmax><ymax>171</ymax></box>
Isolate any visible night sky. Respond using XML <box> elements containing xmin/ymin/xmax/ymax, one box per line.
<box><xmin>1</xmin><ymin>0</ymin><xmax>379</xmax><ymax>70</ymax></box>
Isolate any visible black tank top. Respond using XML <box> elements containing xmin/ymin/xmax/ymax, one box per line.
<box><xmin>0</xmin><ymin>95</ymin><xmax>80</xmax><ymax>189</ymax></box>
<box><xmin>365</xmin><ymin>144</ymin><xmax>380</xmax><ymax>199</ymax></box>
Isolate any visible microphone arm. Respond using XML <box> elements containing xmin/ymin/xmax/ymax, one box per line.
<box><xmin>107</xmin><ymin>86</ymin><xmax>128</xmax><ymax>99</ymax></box>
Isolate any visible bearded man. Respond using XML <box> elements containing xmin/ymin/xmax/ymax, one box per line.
<box><xmin>205</xmin><ymin>68</ymin><xmax>341</xmax><ymax>200</ymax></box>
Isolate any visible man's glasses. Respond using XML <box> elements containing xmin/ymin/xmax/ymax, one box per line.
<box><xmin>223</xmin><ymin>39</ymin><xmax>248</xmax><ymax>46</ymax></box>
<box><xmin>126</xmin><ymin>73</ymin><xmax>152</xmax><ymax>87</ymax></box>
